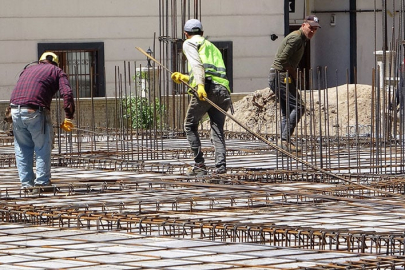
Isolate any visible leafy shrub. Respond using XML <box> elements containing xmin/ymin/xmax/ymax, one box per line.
<box><xmin>122</xmin><ymin>96</ymin><xmax>166</xmax><ymax>129</ymax></box>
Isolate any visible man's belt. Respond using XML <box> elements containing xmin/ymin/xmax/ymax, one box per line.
<box><xmin>10</xmin><ymin>104</ymin><xmax>43</xmax><ymax>110</ymax></box>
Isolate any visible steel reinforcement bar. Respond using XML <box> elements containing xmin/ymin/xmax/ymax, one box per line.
<box><xmin>1</xmin><ymin>208</ymin><xmax>405</xmax><ymax>256</ymax></box>
<box><xmin>300</xmin><ymin>256</ymin><xmax>405</xmax><ymax>270</ymax></box>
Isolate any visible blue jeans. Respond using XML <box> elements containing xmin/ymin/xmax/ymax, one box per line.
<box><xmin>11</xmin><ymin>107</ymin><xmax>53</xmax><ymax>187</ymax></box>
<box><xmin>184</xmin><ymin>83</ymin><xmax>231</xmax><ymax>168</ymax></box>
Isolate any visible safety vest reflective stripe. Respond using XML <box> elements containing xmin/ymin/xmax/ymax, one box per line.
<box><xmin>198</xmin><ymin>63</ymin><xmax>228</xmax><ymax>80</ymax></box>
<box><xmin>203</xmin><ymin>63</ymin><xmax>226</xmax><ymax>72</ymax></box>
<box><xmin>205</xmin><ymin>70</ymin><xmax>227</xmax><ymax>79</ymax></box>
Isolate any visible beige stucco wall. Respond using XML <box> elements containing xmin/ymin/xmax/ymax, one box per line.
<box><xmin>1</xmin><ymin>0</ymin><xmax>398</xmax><ymax>101</ymax></box>
<box><xmin>194</xmin><ymin>1</ymin><xmax>283</xmax><ymax>94</ymax></box>
<box><xmin>0</xmin><ymin>0</ymin><xmax>283</xmax><ymax>100</ymax></box>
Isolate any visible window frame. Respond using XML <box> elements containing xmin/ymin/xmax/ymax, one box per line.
<box><xmin>212</xmin><ymin>41</ymin><xmax>233</xmax><ymax>92</ymax></box>
<box><xmin>38</xmin><ymin>42</ymin><xmax>105</xmax><ymax>97</ymax></box>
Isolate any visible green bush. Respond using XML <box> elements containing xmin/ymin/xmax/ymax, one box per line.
<box><xmin>122</xmin><ymin>96</ymin><xmax>166</xmax><ymax>129</ymax></box>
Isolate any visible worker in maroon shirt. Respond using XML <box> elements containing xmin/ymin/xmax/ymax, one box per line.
<box><xmin>10</xmin><ymin>52</ymin><xmax>75</xmax><ymax>194</ymax></box>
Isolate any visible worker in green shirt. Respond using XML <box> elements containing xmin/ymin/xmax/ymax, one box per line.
<box><xmin>269</xmin><ymin>15</ymin><xmax>321</xmax><ymax>152</ymax></box>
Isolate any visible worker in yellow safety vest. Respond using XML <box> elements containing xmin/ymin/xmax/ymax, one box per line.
<box><xmin>171</xmin><ymin>19</ymin><xmax>232</xmax><ymax>177</ymax></box>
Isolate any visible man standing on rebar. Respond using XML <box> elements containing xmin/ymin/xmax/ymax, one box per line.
<box><xmin>269</xmin><ymin>15</ymin><xmax>321</xmax><ymax>152</ymax></box>
<box><xmin>171</xmin><ymin>19</ymin><xmax>231</xmax><ymax>176</ymax></box>
<box><xmin>10</xmin><ymin>52</ymin><xmax>75</xmax><ymax>193</ymax></box>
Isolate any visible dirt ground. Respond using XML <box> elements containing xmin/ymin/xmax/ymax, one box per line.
<box><xmin>217</xmin><ymin>84</ymin><xmax>398</xmax><ymax>137</ymax></box>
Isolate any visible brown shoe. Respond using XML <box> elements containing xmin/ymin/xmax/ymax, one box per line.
<box><xmin>277</xmin><ymin>139</ymin><xmax>301</xmax><ymax>152</ymax></box>
<box><xmin>288</xmin><ymin>142</ymin><xmax>301</xmax><ymax>152</ymax></box>
<box><xmin>277</xmin><ymin>139</ymin><xmax>289</xmax><ymax>151</ymax></box>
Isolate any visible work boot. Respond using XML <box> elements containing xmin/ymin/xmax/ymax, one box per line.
<box><xmin>31</xmin><ymin>182</ymin><xmax>57</xmax><ymax>195</ymax></box>
<box><xmin>186</xmin><ymin>163</ymin><xmax>207</xmax><ymax>177</ymax></box>
<box><xmin>20</xmin><ymin>186</ymin><xmax>33</xmax><ymax>195</ymax></box>
<box><xmin>214</xmin><ymin>166</ymin><xmax>227</xmax><ymax>174</ymax></box>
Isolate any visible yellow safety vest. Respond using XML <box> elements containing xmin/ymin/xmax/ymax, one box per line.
<box><xmin>187</xmin><ymin>36</ymin><xmax>230</xmax><ymax>92</ymax></box>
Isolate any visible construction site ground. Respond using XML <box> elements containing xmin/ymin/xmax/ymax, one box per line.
<box><xmin>1</xmin><ymin>130</ymin><xmax>405</xmax><ymax>269</ymax></box>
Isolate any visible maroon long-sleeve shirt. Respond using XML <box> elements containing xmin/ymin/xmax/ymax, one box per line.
<box><xmin>10</xmin><ymin>62</ymin><xmax>75</xmax><ymax>119</ymax></box>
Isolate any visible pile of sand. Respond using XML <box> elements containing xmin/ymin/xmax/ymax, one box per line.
<box><xmin>217</xmin><ymin>84</ymin><xmax>397</xmax><ymax>137</ymax></box>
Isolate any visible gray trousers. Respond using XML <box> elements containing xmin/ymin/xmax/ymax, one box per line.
<box><xmin>184</xmin><ymin>83</ymin><xmax>231</xmax><ymax>168</ymax></box>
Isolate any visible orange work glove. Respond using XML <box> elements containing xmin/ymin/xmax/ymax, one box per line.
<box><xmin>196</xmin><ymin>84</ymin><xmax>207</xmax><ymax>101</ymax></box>
<box><xmin>171</xmin><ymin>72</ymin><xmax>189</xmax><ymax>84</ymax></box>
<box><xmin>60</xmin><ymin>118</ymin><xmax>74</xmax><ymax>132</ymax></box>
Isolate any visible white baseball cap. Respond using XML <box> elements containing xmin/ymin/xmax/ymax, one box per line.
<box><xmin>184</xmin><ymin>19</ymin><xmax>203</xmax><ymax>32</ymax></box>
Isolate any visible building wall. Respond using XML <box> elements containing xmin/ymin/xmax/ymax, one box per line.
<box><xmin>4</xmin><ymin>1</ymin><xmax>396</xmax><ymax>98</ymax></box>
<box><xmin>199</xmin><ymin>0</ymin><xmax>284</xmax><ymax>93</ymax></box>
<box><xmin>311</xmin><ymin>0</ymin><xmax>403</xmax><ymax>87</ymax></box>
<box><xmin>0</xmin><ymin>0</ymin><xmax>161</xmax><ymax>100</ymax></box>
<box><xmin>311</xmin><ymin>0</ymin><xmax>351</xmax><ymax>87</ymax></box>
<box><xmin>0</xmin><ymin>0</ymin><xmax>283</xmax><ymax>100</ymax></box>
<box><xmin>357</xmin><ymin>0</ymin><xmax>403</xmax><ymax>85</ymax></box>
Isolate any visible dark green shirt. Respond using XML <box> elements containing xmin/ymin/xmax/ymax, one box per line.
<box><xmin>272</xmin><ymin>29</ymin><xmax>307</xmax><ymax>72</ymax></box>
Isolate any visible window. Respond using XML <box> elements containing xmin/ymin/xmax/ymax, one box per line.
<box><xmin>38</xmin><ymin>42</ymin><xmax>105</xmax><ymax>97</ymax></box>
<box><xmin>212</xmin><ymin>41</ymin><xmax>233</xmax><ymax>92</ymax></box>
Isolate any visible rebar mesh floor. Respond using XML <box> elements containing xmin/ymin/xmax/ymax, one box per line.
<box><xmin>1</xmin><ymin>137</ymin><xmax>405</xmax><ymax>269</ymax></box>
<box><xmin>0</xmin><ymin>223</ymin><xmax>387</xmax><ymax>269</ymax></box>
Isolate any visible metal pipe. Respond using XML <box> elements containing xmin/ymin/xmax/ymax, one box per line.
<box><xmin>311</xmin><ymin>9</ymin><xmax>383</xmax><ymax>13</ymax></box>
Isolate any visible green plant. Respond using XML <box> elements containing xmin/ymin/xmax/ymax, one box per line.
<box><xmin>134</xmin><ymin>71</ymin><xmax>149</xmax><ymax>80</ymax></box>
<box><xmin>122</xmin><ymin>96</ymin><xmax>166</xmax><ymax>129</ymax></box>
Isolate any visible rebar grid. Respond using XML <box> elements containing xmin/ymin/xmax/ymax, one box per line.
<box><xmin>0</xmin><ymin>2</ymin><xmax>405</xmax><ymax>269</ymax></box>
<box><xmin>0</xmin><ymin>223</ymin><xmax>399</xmax><ymax>270</ymax></box>
<box><xmin>299</xmin><ymin>256</ymin><xmax>405</xmax><ymax>270</ymax></box>
<box><xmin>1</xmin><ymin>165</ymin><xmax>405</xmax><ymax>257</ymax></box>
<box><xmin>1</xmin><ymin>202</ymin><xmax>405</xmax><ymax>256</ymax></box>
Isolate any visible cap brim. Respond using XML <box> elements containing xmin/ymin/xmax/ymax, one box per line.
<box><xmin>186</xmin><ymin>28</ymin><xmax>202</xmax><ymax>32</ymax></box>
<box><xmin>308</xmin><ymin>21</ymin><xmax>321</xmax><ymax>28</ymax></box>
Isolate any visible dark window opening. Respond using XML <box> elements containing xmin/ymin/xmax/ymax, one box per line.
<box><xmin>212</xmin><ymin>41</ymin><xmax>233</xmax><ymax>92</ymax></box>
<box><xmin>38</xmin><ymin>42</ymin><xmax>105</xmax><ymax>97</ymax></box>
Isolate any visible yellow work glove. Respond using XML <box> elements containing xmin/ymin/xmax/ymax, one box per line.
<box><xmin>60</xmin><ymin>118</ymin><xmax>74</xmax><ymax>132</ymax></box>
<box><xmin>171</xmin><ymin>72</ymin><xmax>189</xmax><ymax>84</ymax></box>
<box><xmin>196</xmin><ymin>84</ymin><xmax>207</xmax><ymax>101</ymax></box>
